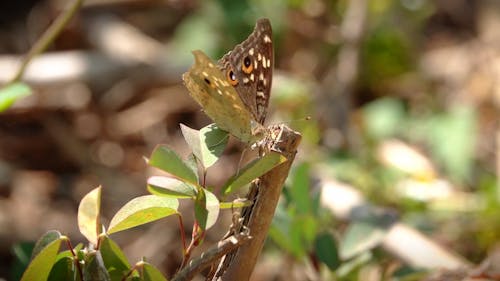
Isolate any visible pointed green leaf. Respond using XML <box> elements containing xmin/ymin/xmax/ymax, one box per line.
<box><xmin>194</xmin><ymin>188</ymin><xmax>207</xmax><ymax>230</ymax></box>
<box><xmin>108</xmin><ymin>195</ymin><xmax>179</xmax><ymax>234</ymax></box>
<box><xmin>78</xmin><ymin>186</ymin><xmax>102</xmax><ymax>245</ymax></box>
<box><xmin>222</xmin><ymin>151</ymin><xmax>287</xmax><ymax>195</ymax></box>
<box><xmin>84</xmin><ymin>251</ymin><xmax>111</xmax><ymax>281</ymax></box>
<box><xmin>268</xmin><ymin>202</ymin><xmax>294</xmax><ymax>253</ymax></box>
<box><xmin>11</xmin><ymin>242</ymin><xmax>36</xmax><ymax>281</ymax></box>
<box><xmin>180</xmin><ymin>123</ymin><xmax>228</xmax><ymax>168</ymax></box>
<box><xmin>48</xmin><ymin>256</ymin><xmax>74</xmax><ymax>281</ymax></box>
<box><xmin>340</xmin><ymin>221</ymin><xmax>387</xmax><ymax>259</ymax></box>
<box><xmin>147</xmin><ymin>176</ymin><xmax>196</xmax><ymax>198</ymax></box>
<box><xmin>31</xmin><ymin>230</ymin><xmax>62</xmax><ymax>260</ymax></box>
<box><xmin>290</xmin><ymin>163</ymin><xmax>311</xmax><ymax>215</ymax></box>
<box><xmin>315</xmin><ymin>232</ymin><xmax>340</xmax><ymax>270</ymax></box>
<box><xmin>100</xmin><ymin>236</ymin><xmax>130</xmax><ymax>281</ymax></box>
<box><xmin>149</xmin><ymin>145</ymin><xmax>198</xmax><ymax>185</ymax></box>
<box><xmin>194</xmin><ymin>188</ymin><xmax>220</xmax><ymax>230</ymax></box>
<box><xmin>142</xmin><ymin>262</ymin><xmax>168</xmax><ymax>281</ymax></box>
<box><xmin>21</xmin><ymin>236</ymin><xmax>62</xmax><ymax>281</ymax></box>
<box><xmin>185</xmin><ymin>153</ymin><xmax>199</xmax><ymax>179</ymax></box>
<box><xmin>0</xmin><ymin>82</ymin><xmax>32</xmax><ymax>112</ymax></box>
<box><xmin>204</xmin><ymin>189</ymin><xmax>220</xmax><ymax>230</ymax></box>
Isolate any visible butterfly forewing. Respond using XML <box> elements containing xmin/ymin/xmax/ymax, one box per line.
<box><xmin>182</xmin><ymin>50</ymin><xmax>265</xmax><ymax>144</ymax></box>
<box><xmin>218</xmin><ymin>18</ymin><xmax>273</xmax><ymax>124</ymax></box>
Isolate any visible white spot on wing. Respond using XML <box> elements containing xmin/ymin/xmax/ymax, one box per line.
<box><xmin>258</xmin><ymin>53</ymin><xmax>262</xmax><ymax>61</ymax></box>
<box><xmin>259</xmin><ymin>73</ymin><xmax>264</xmax><ymax>81</ymax></box>
<box><xmin>264</xmin><ymin>35</ymin><xmax>271</xmax><ymax>43</ymax></box>
<box><xmin>257</xmin><ymin>91</ymin><xmax>265</xmax><ymax>97</ymax></box>
<box><xmin>250</xmin><ymin>74</ymin><xmax>254</xmax><ymax>81</ymax></box>
<box><xmin>243</xmin><ymin>77</ymin><xmax>249</xmax><ymax>84</ymax></box>
<box><xmin>267</xmin><ymin>59</ymin><xmax>271</xmax><ymax>68</ymax></box>
<box><xmin>249</xmin><ymin>48</ymin><xmax>254</xmax><ymax>55</ymax></box>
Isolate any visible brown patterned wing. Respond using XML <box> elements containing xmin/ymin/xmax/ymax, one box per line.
<box><xmin>218</xmin><ymin>18</ymin><xmax>273</xmax><ymax>125</ymax></box>
<box><xmin>182</xmin><ymin>50</ymin><xmax>265</xmax><ymax>145</ymax></box>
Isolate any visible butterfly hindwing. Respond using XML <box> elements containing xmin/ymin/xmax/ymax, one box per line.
<box><xmin>182</xmin><ymin>51</ymin><xmax>265</xmax><ymax>144</ymax></box>
<box><xmin>218</xmin><ymin>18</ymin><xmax>273</xmax><ymax>124</ymax></box>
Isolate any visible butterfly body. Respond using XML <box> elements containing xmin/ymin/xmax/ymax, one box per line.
<box><xmin>182</xmin><ymin>18</ymin><xmax>273</xmax><ymax>144</ymax></box>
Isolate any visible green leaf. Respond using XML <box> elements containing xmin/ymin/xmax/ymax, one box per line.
<box><xmin>290</xmin><ymin>163</ymin><xmax>311</xmax><ymax>215</ymax></box>
<box><xmin>362</xmin><ymin>98</ymin><xmax>405</xmax><ymax>140</ymax></box>
<box><xmin>288</xmin><ymin>215</ymin><xmax>308</xmax><ymax>258</ymax></box>
<box><xmin>340</xmin><ymin>221</ymin><xmax>387</xmax><ymax>260</ymax></box>
<box><xmin>31</xmin><ymin>231</ymin><xmax>62</xmax><ymax>260</ymax></box>
<box><xmin>147</xmin><ymin>176</ymin><xmax>196</xmax><ymax>198</ymax></box>
<box><xmin>142</xmin><ymin>262</ymin><xmax>168</xmax><ymax>281</ymax></box>
<box><xmin>185</xmin><ymin>153</ymin><xmax>199</xmax><ymax>179</ymax></box>
<box><xmin>219</xmin><ymin>199</ymin><xmax>252</xmax><ymax>209</ymax></box>
<box><xmin>315</xmin><ymin>232</ymin><xmax>340</xmax><ymax>271</ymax></box>
<box><xmin>11</xmin><ymin>242</ymin><xmax>36</xmax><ymax>281</ymax></box>
<box><xmin>47</xmin><ymin>256</ymin><xmax>74</xmax><ymax>281</ymax></box>
<box><xmin>149</xmin><ymin>145</ymin><xmax>199</xmax><ymax>185</ymax></box>
<box><xmin>83</xmin><ymin>251</ymin><xmax>111</xmax><ymax>281</ymax></box>
<box><xmin>100</xmin><ymin>236</ymin><xmax>130</xmax><ymax>281</ymax></box>
<box><xmin>0</xmin><ymin>82</ymin><xmax>32</xmax><ymax>112</ymax></box>
<box><xmin>108</xmin><ymin>195</ymin><xmax>179</xmax><ymax>234</ymax></box>
<box><xmin>426</xmin><ymin>105</ymin><xmax>475</xmax><ymax>182</ymax></box>
<box><xmin>78</xmin><ymin>186</ymin><xmax>102</xmax><ymax>245</ymax></box>
<box><xmin>194</xmin><ymin>188</ymin><xmax>220</xmax><ymax>230</ymax></box>
<box><xmin>222</xmin><ymin>151</ymin><xmax>287</xmax><ymax>195</ymax></box>
<box><xmin>269</xmin><ymin>202</ymin><xmax>294</xmax><ymax>253</ymax></box>
<box><xmin>21</xmin><ymin>235</ymin><xmax>62</xmax><ymax>281</ymax></box>
<box><xmin>181</xmin><ymin>123</ymin><xmax>229</xmax><ymax>168</ymax></box>
<box><xmin>194</xmin><ymin>188</ymin><xmax>207</xmax><ymax>230</ymax></box>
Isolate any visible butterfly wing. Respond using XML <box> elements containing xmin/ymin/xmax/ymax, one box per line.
<box><xmin>218</xmin><ymin>18</ymin><xmax>273</xmax><ymax>124</ymax></box>
<box><xmin>183</xmin><ymin>50</ymin><xmax>265</xmax><ymax>144</ymax></box>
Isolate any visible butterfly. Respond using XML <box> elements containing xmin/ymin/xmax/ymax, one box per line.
<box><xmin>182</xmin><ymin>18</ymin><xmax>273</xmax><ymax>144</ymax></box>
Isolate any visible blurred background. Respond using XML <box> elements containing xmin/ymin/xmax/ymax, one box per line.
<box><xmin>0</xmin><ymin>0</ymin><xmax>498</xmax><ymax>280</ymax></box>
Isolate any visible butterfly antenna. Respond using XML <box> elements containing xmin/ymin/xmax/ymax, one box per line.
<box><xmin>267</xmin><ymin>115</ymin><xmax>312</xmax><ymax>127</ymax></box>
<box><xmin>236</xmin><ymin>147</ymin><xmax>249</xmax><ymax>176</ymax></box>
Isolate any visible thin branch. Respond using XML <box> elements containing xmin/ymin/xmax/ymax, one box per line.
<box><xmin>172</xmin><ymin>232</ymin><xmax>252</xmax><ymax>281</ymax></box>
<box><xmin>9</xmin><ymin>0</ymin><xmax>85</xmax><ymax>83</ymax></box>
<box><xmin>216</xmin><ymin>125</ymin><xmax>302</xmax><ymax>281</ymax></box>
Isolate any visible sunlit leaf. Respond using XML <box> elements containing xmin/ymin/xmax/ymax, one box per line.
<box><xmin>149</xmin><ymin>145</ymin><xmax>198</xmax><ymax>185</ymax></box>
<box><xmin>100</xmin><ymin>236</ymin><xmax>130</xmax><ymax>280</ymax></box>
<box><xmin>222</xmin><ymin>151</ymin><xmax>287</xmax><ymax>195</ymax></box>
<box><xmin>142</xmin><ymin>262</ymin><xmax>168</xmax><ymax>281</ymax></box>
<box><xmin>181</xmin><ymin>123</ymin><xmax>228</xmax><ymax>168</ymax></box>
<box><xmin>108</xmin><ymin>195</ymin><xmax>179</xmax><ymax>234</ymax></box>
<box><xmin>78</xmin><ymin>186</ymin><xmax>102</xmax><ymax>245</ymax></box>
<box><xmin>194</xmin><ymin>188</ymin><xmax>220</xmax><ymax>230</ymax></box>
<box><xmin>21</xmin><ymin>235</ymin><xmax>62</xmax><ymax>281</ymax></box>
<box><xmin>147</xmin><ymin>176</ymin><xmax>196</xmax><ymax>198</ymax></box>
